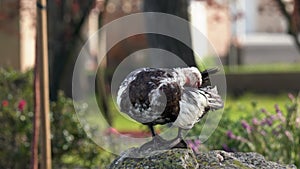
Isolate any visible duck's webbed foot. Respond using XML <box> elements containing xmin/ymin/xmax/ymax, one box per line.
<box><xmin>139</xmin><ymin>127</ymin><xmax>188</xmax><ymax>153</ymax></box>
<box><xmin>168</xmin><ymin>128</ymin><xmax>188</xmax><ymax>149</ymax></box>
<box><xmin>169</xmin><ymin>138</ymin><xmax>187</xmax><ymax>149</ymax></box>
<box><xmin>139</xmin><ymin>135</ymin><xmax>167</xmax><ymax>152</ymax></box>
<box><xmin>139</xmin><ymin>136</ymin><xmax>188</xmax><ymax>153</ymax></box>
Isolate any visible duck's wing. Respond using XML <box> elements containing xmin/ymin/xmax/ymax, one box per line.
<box><xmin>116</xmin><ymin>68</ymin><xmax>148</xmax><ymax>107</ymax></box>
<box><xmin>116</xmin><ymin>68</ymin><xmax>181</xmax><ymax>124</ymax></box>
<box><xmin>173</xmin><ymin>86</ymin><xmax>223</xmax><ymax>129</ymax></box>
<box><xmin>200</xmin><ymin>86</ymin><xmax>223</xmax><ymax>111</ymax></box>
<box><xmin>173</xmin><ymin>87</ymin><xmax>208</xmax><ymax>129</ymax></box>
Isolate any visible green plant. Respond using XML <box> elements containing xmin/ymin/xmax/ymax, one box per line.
<box><xmin>0</xmin><ymin>68</ymin><xmax>114</xmax><ymax>168</ymax></box>
<box><xmin>224</xmin><ymin>94</ymin><xmax>300</xmax><ymax>167</ymax></box>
<box><xmin>189</xmin><ymin>93</ymin><xmax>300</xmax><ymax>167</ymax></box>
<box><xmin>50</xmin><ymin>92</ymin><xmax>115</xmax><ymax>168</ymax></box>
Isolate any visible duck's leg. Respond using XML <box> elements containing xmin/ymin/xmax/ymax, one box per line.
<box><xmin>168</xmin><ymin>128</ymin><xmax>188</xmax><ymax>149</ymax></box>
<box><xmin>175</xmin><ymin>128</ymin><xmax>188</xmax><ymax>148</ymax></box>
<box><xmin>148</xmin><ymin>125</ymin><xmax>166</xmax><ymax>143</ymax></box>
<box><xmin>139</xmin><ymin>125</ymin><xmax>166</xmax><ymax>152</ymax></box>
<box><xmin>149</xmin><ymin>125</ymin><xmax>156</xmax><ymax>137</ymax></box>
<box><xmin>139</xmin><ymin>126</ymin><xmax>188</xmax><ymax>152</ymax></box>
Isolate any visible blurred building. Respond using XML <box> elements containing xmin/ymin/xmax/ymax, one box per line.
<box><xmin>190</xmin><ymin>0</ymin><xmax>231</xmax><ymax>58</ymax></box>
<box><xmin>0</xmin><ymin>0</ymin><xmax>36</xmax><ymax>71</ymax></box>
<box><xmin>231</xmin><ymin>0</ymin><xmax>299</xmax><ymax>64</ymax></box>
<box><xmin>1</xmin><ymin>0</ymin><xmax>299</xmax><ymax>73</ymax></box>
<box><xmin>192</xmin><ymin>0</ymin><xmax>299</xmax><ymax>65</ymax></box>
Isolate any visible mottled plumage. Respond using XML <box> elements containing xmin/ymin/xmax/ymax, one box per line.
<box><xmin>117</xmin><ymin>67</ymin><xmax>223</xmax><ymax>130</ymax></box>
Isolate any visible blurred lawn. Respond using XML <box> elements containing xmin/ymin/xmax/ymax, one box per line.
<box><xmin>224</xmin><ymin>63</ymin><xmax>300</xmax><ymax>74</ymax></box>
<box><xmin>109</xmin><ymin>97</ymin><xmax>146</xmax><ymax>131</ymax></box>
<box><xmin>225</xmin><ymin>93</ymin><xmax>292</xmax><ymax>121</ymax></box>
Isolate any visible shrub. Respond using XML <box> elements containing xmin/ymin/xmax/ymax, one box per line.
<box><xmin>0</xmin><ymin>69</ymin><xmax>114</xmax><ymax>168</ymax></box>
<box><xmin>189</xmin><ymin>93</ymin><xmax>300</xmax><ymax>167</ymax></box>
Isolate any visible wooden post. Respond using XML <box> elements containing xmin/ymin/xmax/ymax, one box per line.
<box><xmin>37</xmin><ymin>0</ymin><xmax>52</xmax><ymax>168</ymax></box>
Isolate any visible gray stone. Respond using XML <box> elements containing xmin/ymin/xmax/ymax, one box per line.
<box><xmin>109</xmin><ymin>148</ymin><xmax>198</xmax><ymax>169</ymax></box>
<box><xmin>196</xmin><ymin>150</ymin><xmax>297</xmax><ymax>169</ymax></box>
<box><xmin>109</xmin><ymin>149</ymin><xmax>297</xmax><ymax>169</ymax></box>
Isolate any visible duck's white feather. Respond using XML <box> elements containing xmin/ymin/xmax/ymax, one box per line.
<box><xmin>173</xmin><ymin>88</ymin><xmax>208</xmax><ymax>129</ymax></box>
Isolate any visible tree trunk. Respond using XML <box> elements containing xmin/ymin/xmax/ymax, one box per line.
<box><xmin>143</xmin><ymin>0</ymin><xmax>197</xmax><ymax>67</ymax></box>
<box><xmin>47</xmin><ymin>0</ymin><xmax>95</xmax><ymax>100</ymax></box>
<box><xmin>30</xmin><ymin>39</ymin><xmax>40</xmax><ymax>169</ymax></box>
<box><xmin>95</xmin><ymin>0</ymin><xmax>112</xmax><ymax>125</ymax></box>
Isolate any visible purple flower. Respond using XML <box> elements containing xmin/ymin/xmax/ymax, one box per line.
<box><xmin>187</xmin><ymin>140</ymin><xmax>200</xmax><ymax>153</ymax></box>
<box><xmin>194</xmin><ymin>139</ymin><xmax>201</xmax><ymax>146</ymax></box>
<box><xmin>227</xmin><ymin>130</ymin><xmax>236</xmax><ymax>139</ymax></box>
<box><xmin>266</xmin><ymin>118</ymin><xmax>273</xmax><ymax>126</ymax></box>
<box><xmin>222</xmin><ymin>144</ymin><xmax>231</xmax><ymax>152</ymax></box>
<box><xmin>261</xmin><ymin>108</ymin><xmax>270</xmax><ymax>116</ymax></box>
<box><xmin>260</xmin><ymin>119</ymin><xmax>267</xmax><ymax>126</ymax></box>
<box><xmin>186</xmin><ymin>140</ymin><xmax>193</xmax><ymax>147</ymax></box>
<box><xmin>18</xmin><ymin>100</ymin><xmax>26</xmax><ymax>111</ymax></box>
<box><xmin>270</xmin><ymin>115</ymin><xmax>277</xmax><ymax>121</ymax></box>
<box><xmin>241</xmin><ymin>120</ymin><xmax>251</xmax><ymax>132</ymax></box>
<box><xmin>275</xmin><ymin>104</ymin><xmax>282</xmax><ymax>115</ymax></box>
<box><xmin>274</xmin><ymin>105</ymin><xmax>285</xmax><ymax>122</ymax></box>
<box><xmin>272</xmin><ymin>129</ymin><xmax>279</xmax><ymax>136</ymax></box>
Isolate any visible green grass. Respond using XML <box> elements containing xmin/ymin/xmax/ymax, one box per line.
<box><xmin>108</xmin><ymin>97</ymin><xmax>146</xmax><ymax>131</ymax></box>
<box><xmin>225</xmin><ymin>93</ymin><xmax>292</xmax><ymax>121</ymax></box>
<box><xmin>113</xmin><ymin>113</ymin><xmax>145</xmax><ymax>131</ymax></box>
<box><xmin>224</xmin><ymin>63</ymin><xmax>300</xmax><ymax>74</ymax></box>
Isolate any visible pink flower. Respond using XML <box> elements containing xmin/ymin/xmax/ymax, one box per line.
<box><xmin>2</xmin><ymin>100</ymin><xmax>9</xmax><ymax>107</ymax></box>
<box><xmin>260</xmin><ymin>130</ymin><xmax>266</xmax><ymax>136</ymax></box>
<box><xmin>252</xmin><ymin>118</ymin><xmax>260</xmax><ymax>126</ymax></box>
<box><xmin>296</xmin><ymin>117</ymin><xmax>300</xmax><ymax>128</ymax></box>
<box><xmin>288</xmin><ymin>93</ymin><xmax>295</xmax><ymax>101</ymax></box>
<box><xmin>236</xmin><ymin>136</ymin><xmax>248</xmax><ymax>143</ymax></box>
<box><xmin>18</xmin><ymin>100</ymin><xmax>26</xmax><ymax>111</ymax></box>
<box><xmin>284</xmin><ymin>130</ymin><xmax>293</xmax><ymax>141</ymax></box>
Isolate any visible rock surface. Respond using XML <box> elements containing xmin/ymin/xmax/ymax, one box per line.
<box><xmin>109</xmin><ymin>148</ymin><xmax>198</xmax><ymax>169</ymax></box>
<box><xmin>196</xmin><ymin>150</ymin><xmax>296</xmax><ymax>169</ymax></box>
<box><xmin>109</xmin><ymin>148</ymin><xmax>297</xmax><ymax>169</ymax></box>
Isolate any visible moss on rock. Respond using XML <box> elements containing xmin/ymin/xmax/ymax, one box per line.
<box><xmin>109</xmin><ymin>148</ymin><xmax>198</xmax><ymax>169</ymax></box>
<box><xmin>109</xmin><ymin>149</ymin><xmax>297</xmax><ymax>169</ymax></box>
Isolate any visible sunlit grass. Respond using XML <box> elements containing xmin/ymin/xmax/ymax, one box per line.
<box><xmin>225</xmin><ymin>93</ymin><xmax>292</xmax><ymax>121</ymax></box>
<box><xmin>108</xmin><ymin>96</ymin><xmax>146</xmax><ymax>131</ymax></box>
<box><xmin>224</xmin><ymin>63</ymin><xmax>300</xmax><ymax>74</ymax></box>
